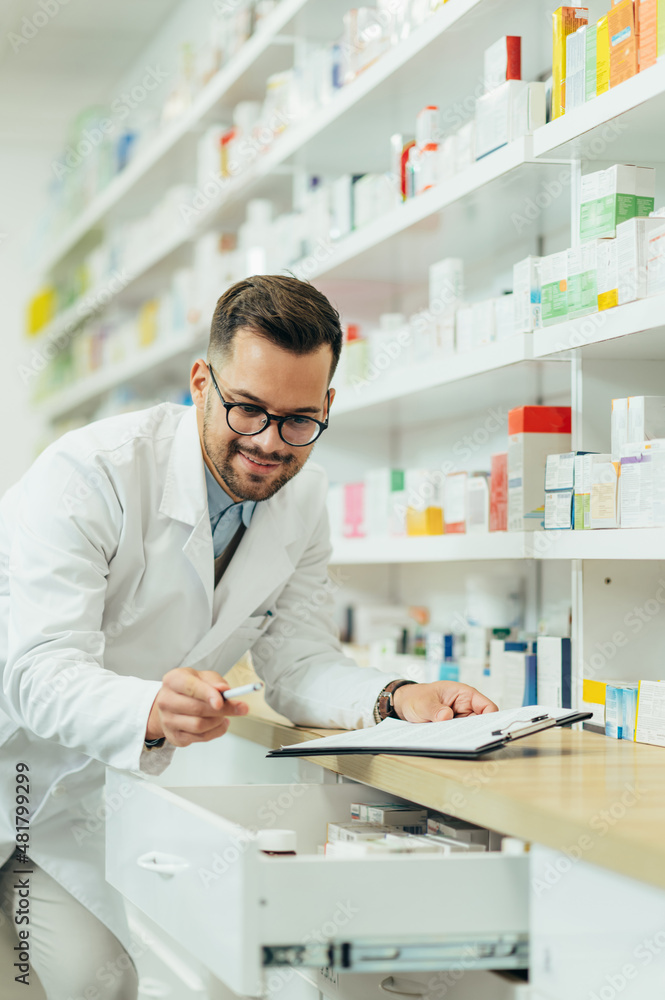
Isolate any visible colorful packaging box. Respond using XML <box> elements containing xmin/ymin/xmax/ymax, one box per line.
<box><xmin>580</xmin><ymin>165</ymin><xmax>655</xmax><ymax>241</ymax></box>
<box><xmin>541</xmin><ymin>251</ymin><xmax>569</xmax><ymax>326</ymax></box>
<box><xmin>508</xmin><ymin>406</ymin><xmax>572</xmax><ymax>531</ymax></box>
<box><xmin>364</xmin><ymin>469</ymin><xmax>405</xmax><ymax>537</ymax></box>
<box><xmin>608</xmin><ymin>0</ymin><xmax>638</xmax><ymax>87</ymax></box>
<box><xmin>466</xmin><ymin>475</ymin><xmax>490</xmax><ymax>532</ymax></box>
<box><xmin>490</xmin><ymin>453</ymin><xmax>508</xmax><ymax>531</ymax></box>
<box><xmin>589</xmin><ymin>454</ymin><xmax>619</xmax><ymax>528</ymax></box>
<box><xmin>552</xmin><ymin>6</ymin><xmax>589</xmax><ymax>118</ymax></box>
<box><xmin>574</xmin><ymin>452</ymin><xmax>597</xmax><ymax>529</ymax></box>
<box><xmin>483</xmin><ymin>35</ymin><xmax>522</xmax><ymax>92</ymax></box>
<box><xmin>597</xmin><ymin>14</ymin><xmax>611</xmax><ymax>95</ymax></box>
<box><xmin>619</xmin><ymin>443</ymin><xmax>653</xmax><ymax>528</ymax></box>
<box><xmin>637</xmin><ymin>0</ymin><xmax>664</xmax><ymax>70</ymax></box>
<box><xmin>566</xmin><ymin>26</ymin><xmax>587</xmax><ymax>110</ymax></box>
<box><xmin>584</xmin><ymin>22</ymin><xmax>597</xmax><ymax>100</ymax></box>
<box><xmin>405</xmin><ymin>469</ymin><xmax>444</xmax><ymax>535</ymax></box>
<box><xmin>618</xmin><ymin>217</ymin><xmax>663</xmax><ymax>303</ymax></box>
<box><xmin>647</xmin><ymin>221</ymin><xmax>665</xmax><ymax>297</ymax></box>
<box><xmin>567</xmin><ymin>242</ymin><xmax>599</xmax><ymax>317</ymax></box>
<box><xmin>513</xmin><ymin>256</ymin><xmax>542</xmax><ymax>332</ymax></box>
<box><xmin>537</xmin><ymin>636</ymin><xmax>572</xmax><ymax>709</ymax></box>
<box><xmin>343</xmin><ymin>483</ymin><xmax>366</xmax><ymax>538</ymax></box>
<box><xmin>597</xmin><ymin>238</ymin><xmax>619</xmax><ymax>310</ymax></box>
<box><xmin>443</xmin><ymin>472</ymin><xmax>467</xmax><ymax>533</ymax></box>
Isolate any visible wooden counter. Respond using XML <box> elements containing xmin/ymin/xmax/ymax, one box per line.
<box><xmin>228</xmin><ymin>712</ymin><xmax>665</xmax><ymax>892</ymax></box>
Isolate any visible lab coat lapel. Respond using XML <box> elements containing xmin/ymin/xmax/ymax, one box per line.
<box><xmin>180</xmin><ymin>481</ymin><xmax>303</xmax><ymax>667</ymax></box>
<box><xmin>159</xmin><ymin>406</ymin><xmax>214</xmax><ymax>613</ymax></box>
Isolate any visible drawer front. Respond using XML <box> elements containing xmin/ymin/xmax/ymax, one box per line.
<box><xmin>106</xmin><ymin>772</ymin><xmax>528</xmax><ymax>996</ymax></box>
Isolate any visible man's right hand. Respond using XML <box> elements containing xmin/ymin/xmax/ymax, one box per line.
<box><xmin>145</xmin><ymin>667</ymin><xmax>250</xmax><ymax>748</ymax></box>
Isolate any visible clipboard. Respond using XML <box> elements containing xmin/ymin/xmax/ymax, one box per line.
<box><xmin>267</xmin><ymin>710</ymin><xmax>593</xmax><ymax>760</ymax></box>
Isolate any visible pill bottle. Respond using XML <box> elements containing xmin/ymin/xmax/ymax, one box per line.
<box><xmin>257</xmin><ymin>829</ymin><xmax>297</xmax><ymax>855</ymax></box>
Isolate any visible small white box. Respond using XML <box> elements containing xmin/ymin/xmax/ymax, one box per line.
<box><xmin>454</xmin><ymin>121</ymin><xmax>475</xmax><ymax>173</ymax></box>
<box><xmin>429</xmin><ymin>258</ymin><xmax>464</xmax><ymax>314</ymax></box>
<box><xmin>466</xmin><ymin>475</ymin><xmax>490</xmax><ymax>533</ymax></box>
<box><xmin>617</xmin><ymin>217</ymin><xmax>664</xmax><ymax>304</ymax></box>
<box><xmin>513</xmin><ymin>256</ymin><xmax>542</xmax><ymax>333</ymax></box>
<box><xmin>511</xmin><ymin>81</ymin><xmax>546</xmax><ymax>136</ymax></box>
<box><xmin>589</xmin><ymin>455</ymin><xmax>618</xmax><ymax>529</ymax></box>
<box><xmin>455</xmin><ymin>306</ymin><xmax>474</xmax><ymax>353</ymax></box>
<box><xmin>475</xmin><ymin>80</ymin><xmax>528</xmax><ymax>159</ymax></box>
<box><xmin>471</xmin><ymin>299</ymin><xmax>496</xmax><ymax>347</ymax></box>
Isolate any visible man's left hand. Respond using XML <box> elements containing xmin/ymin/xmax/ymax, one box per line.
<box><xmin>392</xmin><ymin>681</ymin><xmax>498</xmax><ymax>723</ymax></box>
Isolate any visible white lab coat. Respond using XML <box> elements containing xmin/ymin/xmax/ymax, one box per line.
<box><xmin>0</xmin><ymin>402</ymin><xmax>388</xmax><ymax>953</ymax></box>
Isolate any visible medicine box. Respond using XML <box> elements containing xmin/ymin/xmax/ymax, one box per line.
<box><xmin>545</xmin><ymin>489</ymin><xmax>574</xmax><ymax>529</ymax></box>
<box><xmin>537</xmin><ymin>636</ymin><xmax>572</xmax><ymax>709</ymax></box>
<box><xmin>351</xmin><ymin>803</ymin><xmax>427</xmax><ymax>832</ymax></box>
<box><xmin>466</xmin><ymin>474</ymin><xmax>490</xmax><ymax>533</ymax></box>
<box><xmin>343</xmin><ymin>482</ymin><xmax>365</xmax><ymax>538</ymax></box>
<box><xmin>566</xmin><ymin>26</ymin><xmax>587</xmax><ymax>111</ymax></box>
<box><xmin>511</xmin><ymin>82</ymin><xmax>547</xmax><ymax>137</ymax></box>
<box><xmin>494</xmin><ymin>294</ymin><xmax>515</xmax><ymax>340</ymax></box>
<box><xmin>584</xmin><ymin>22</ymin><xmax>597</xmax><ymax>101</ymax></box>
<box><xmin>455</xmin><ymin>306</ymin><xmax>474</xmax><ymax>353</ymax></box>
<box><xmin>574</xmin><ymin>452</ymin><xmax>598</xmax><ymax>529</ymax></box>
<box><xmin>635</xmin><ymin>679</ymin><xmax>665</xmax><ymax>747</ymax></box>
<box><xmin>489</xmin><ymin>452</ymin><xmax>508</xmax><ymax>531</ymax></box>
<box><xmin>405</xmin><ymin>469</ymin><xmax>444</xmax><ymax>536</ymax></box>
<box><xmin>608</xmin><ymin>0</ymin><xmax>638</xmax><ymax>88</ymax></box>
<box><xmin>364</xmin><ymin>468</ymin><xmax>405</xmax><ymax>537</ymax></box>
<box><xmin>427</xmin><ymin>815</ymin><xmax>490</xmax><ymax>847</ymax></box>
<box><xmin>647</xmin><ymin>221</ymin><xmax>665</xmax><ymax>297</ymax></box>
<box><xmin>508</xmin><ymin>406</ymin><xmax>572</xmax><ymax>531</ymax></box>
<box><xmin>596</xmin><ymin>14</ymin><xmax>610</xmax><ymax>95</ymax></box>
<box><xmin>567</xmin><ymin>242</ymin><xmax>599</xmax><ymax>318</ymax></box>
<box><xmin>429</xmin><ymin>257</ymin><xmax>464</xmax><ymax>315</ymax></box>
<box><xmin>597</xmin><ymin>238</ymin><xmax>618</xmax><ymax>310</ymax></box>
<box><xmin>636</xmin><ymin>0</ymin><xmax>664</xmax><ymax>71</ymax></box>
<box><xmin>475</xmin><ymin>80</ymin><xmax>528</xmax><ymax>160</ymax></box>
<box><xmin>588</xmin><ymin>454</ymin><xmax>619</xmax><ymax>529</ymax></box>
<box><xmin>552</xmin><ymin>6</ymin><xmax>589</xmax><ymax>119</ymax></box>
<box><xmin>617</xmin><ymin>217</ymin><xmax>664</xmax><ymax>304</ymax></box>
<box><xmin>471</xmin><ymin>299</ymin><xmax>495</xmax><ymax>348</ymax></box>
<box><xmin>483</xmin><ymin>35</ymin><xmax>521</xmax><ymax>92</ymax></box>
<box><xmin>619</xmin><ymin>443</ymin><xmax>653</xmax><ymax>528</ymax></box>
<box><xmin>627</xmin><ymin>396</ymin><xmax>665</xmax><ymax>446</ymax></box>
<box><xmin>444</xmin><ymin>471</ymin><xmax>467</xmax><ymax>533</ymax></box>
<box><xmin>513</xmin><ymin>256</ymin><xmax>542</xmax><ymax>332</ymax></box>
<box><xmin>580</xmin><ymin>165</ymin><xmax>655</xmax><ymax>241</ymax></box>
<box><xmin>541</xmin><ymin>251</ymin><xmax>569</xmax><ymax>326</ymax></box>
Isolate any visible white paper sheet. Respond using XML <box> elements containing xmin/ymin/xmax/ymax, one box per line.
<box><xmin>279</xmin><ymin>705</ymin><xmax>576</xmax><ymax>754</ymax></box>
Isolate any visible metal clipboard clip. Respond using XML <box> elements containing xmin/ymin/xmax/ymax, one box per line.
<box><xmin>491</xmin><ymin>714</ymin><xmax>551</xmax><ymax>740</ymax></box>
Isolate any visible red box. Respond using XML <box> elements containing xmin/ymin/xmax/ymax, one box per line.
<box><xmin>508</xmin><ymin>406</ymin><xmax>572</xmax><ymax>436</ymax></box>
<box><xmin>489</xmin><ymin>453</ymin><xmax>508</xmax><ymax>532</ymax></box>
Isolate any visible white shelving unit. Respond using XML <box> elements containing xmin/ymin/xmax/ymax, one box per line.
<box><xmin>28</xmin><ymin>0</ymin><xmax>665</xmax><ymax>707</ymax></box>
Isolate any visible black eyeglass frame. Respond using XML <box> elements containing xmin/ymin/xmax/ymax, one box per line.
<box><xmin>207</xmin><ymin>363</ymin><xmax>330</xmax><ymax>447</ymax></box>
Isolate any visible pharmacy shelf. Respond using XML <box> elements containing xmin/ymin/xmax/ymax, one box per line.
<box><xmin>533</xmin><ymin>61</ymin><xmax>665</xmax><ymax>162</ymax></box>
<box><xmin>532</xmin><ymin>528</ymin><xmax>665</xmax><ymax>560</ymax></box>
<box><xmin>301</xmin><ymin>138</ymin><xmax>570</xmax><ymax>284</ymax></box>
<box><xmin>333</xmin><ymin>335</ymin><xmax>533</xmax><ymax>415</ymax></box>
<box><xmin>328</xmin><ymin>338</ymin><xmax>570</xmax><ymax>431</ymax></box>
<box><xmin>330</xmin><ymin>532</ymin><xmax>529</xmax><ymax>564</ymax></box>
<box><xmin>36</xmin><ymin>327</ymin><xmax>207</xmax><ymax>423</ymax></box>
<box><xmin>37</xmin><ymin>0</ymin><xmax>327</xmax><ymax>275</ymax></box>
<box><xmin>330</xmin><ymin>529</ymin><xmax>665</xmax><ymax>564</ymax></box>
<box><xmin>39</xmin><ymin>0</ymin><xmax>557</xmax><ymax>279</ymax></box>
<box><xmin>533</xmin><ymin>295</ymin><xmax>665</xmax><ymax>361</ymax></box>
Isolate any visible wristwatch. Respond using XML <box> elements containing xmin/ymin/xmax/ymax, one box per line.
<box><xmin>144</xmin><ymin>736</ymin><xmax>166</xmax><ymax>750</ymax></box>
<box><xmin>373</xmin><ymin>679</ymin><xmax>417</xmax><ymax>725</ymax></box>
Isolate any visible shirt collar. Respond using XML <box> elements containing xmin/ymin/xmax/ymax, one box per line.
<box><xmin>204</xmin><ymin>462</ymin><xmax>255</xmax><ymax>528</ymax></box>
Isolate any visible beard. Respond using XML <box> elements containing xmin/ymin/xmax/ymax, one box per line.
<box><xmin>202</xmin><ymin>398</ymin><xmax>305</xmax><ymax>502</ymax></box>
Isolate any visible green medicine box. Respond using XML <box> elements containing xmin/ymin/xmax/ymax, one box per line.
<box><xmin>541</xmin><ymin>251</ymin><xmax>569</xmax><ymax>326</ymax></box>
<box><xmin>580</xmin><ymin>164</ymin><xmax>655</xmax><ymax>241</ymax></box>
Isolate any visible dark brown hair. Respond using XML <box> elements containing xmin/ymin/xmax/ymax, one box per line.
<box><xmin>209</xmin><ymin>274</ymin><xmax>342</xmax><ymax>380</ymax></box>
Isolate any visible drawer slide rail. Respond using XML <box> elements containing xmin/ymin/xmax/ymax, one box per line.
<box><xmin>263</xmin><ymin>935</ymin><xmax>528</xmax><ymax>972</ymax></box>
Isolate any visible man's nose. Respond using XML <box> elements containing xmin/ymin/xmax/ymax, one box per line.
<box><xmin>249</xmin><ymin>419</ymin><xmax>287</xmax><ymax>454</ymax></box>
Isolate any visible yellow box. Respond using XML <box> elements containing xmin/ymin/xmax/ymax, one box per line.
<box><xmin>597</xmin><ymin>14</ymin><xmax>610</xmax><ymax>95</ymax></box>
<box><xmin>138</xmin><ymin>299</ymin><xmax>159</xmax><ymax>347</ymax></box>
<box><xmin>406</xmin><ymin>506</ymin><xmax>444</xmax><ymax>536</ymax></box>
<box><xmin>26</xmin><ymin>286</ymin><xmax>56</xmax><ymax>336</ymax></box>
<box><xmin>583</xmin><ymin>678</ymin><xmax>607</xmax><ymax>705</ymax></box>
<box><xmin>553</xmin><ymin>6</ymin><xmax>589</xmax><ymax>118</ymax></box>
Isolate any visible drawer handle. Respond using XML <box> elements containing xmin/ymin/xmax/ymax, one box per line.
<box><xmin>136</xmin><ymin>851</ymin><xmax>189</xmax><ymax>878</ymax></box>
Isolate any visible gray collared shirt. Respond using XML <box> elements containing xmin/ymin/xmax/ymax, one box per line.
<box><xmin>204</xmin><ymin>464</ymin><xmax>256</xmax><ymax>559</ymax></box>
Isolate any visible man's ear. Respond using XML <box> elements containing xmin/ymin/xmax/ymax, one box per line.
<box><xmin>190</xmin><ymin>359</ymin><xmax>210</xmax><ymax>412</ymax></box>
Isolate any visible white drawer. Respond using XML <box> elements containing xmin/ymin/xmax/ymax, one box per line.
<box><xmin>106</xmin><ymin>771</ymin><xmax>528</xmax><ymax>997</ymax></box>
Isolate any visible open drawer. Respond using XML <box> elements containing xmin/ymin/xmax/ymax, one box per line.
<box><xmin>105</xmin><ymin>770</ymin><xmax>529</xmax><ymax>997</ymax></box>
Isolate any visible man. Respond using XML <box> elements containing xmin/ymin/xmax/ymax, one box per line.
<box><xmin>0</xmin><ymin>275</ymin><xmax>497</xmax><ymax>998</ymax></box>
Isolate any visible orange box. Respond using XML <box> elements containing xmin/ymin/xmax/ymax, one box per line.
<box><xmin>636</xmin><ymin>0</ymin><xmax>659</xmax><ymax>69</ymax></box>
<box><xmin>609</xmin><ymin>0</ymin><xmax>638</xmax><ymax>85</ymax></box>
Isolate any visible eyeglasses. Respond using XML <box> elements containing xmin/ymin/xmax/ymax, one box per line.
<box><xmin>207</xmin><ymin>363</ymin><xmax>330</xmax><ymax>447</ymax></box>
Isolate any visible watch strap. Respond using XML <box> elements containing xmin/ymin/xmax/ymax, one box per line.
<box><xmin>144</xmin><ymin>737</ymin><xmax>166</xmax><ymax>749</ymax></box>
<box><xmin>374</xmin><ymin>679</ymin><xmax>417</xmax><ymax>724</ymax></box>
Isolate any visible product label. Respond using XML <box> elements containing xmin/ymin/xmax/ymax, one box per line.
<box><xmin>585</xmin><ymin>23</ymin><xmax>597</xmax><ymax>99</ymax></box>
<box><xmin>542</xmin><ymin>279</ymin><xmax>568</xmax><ymax>324</ymax></box>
